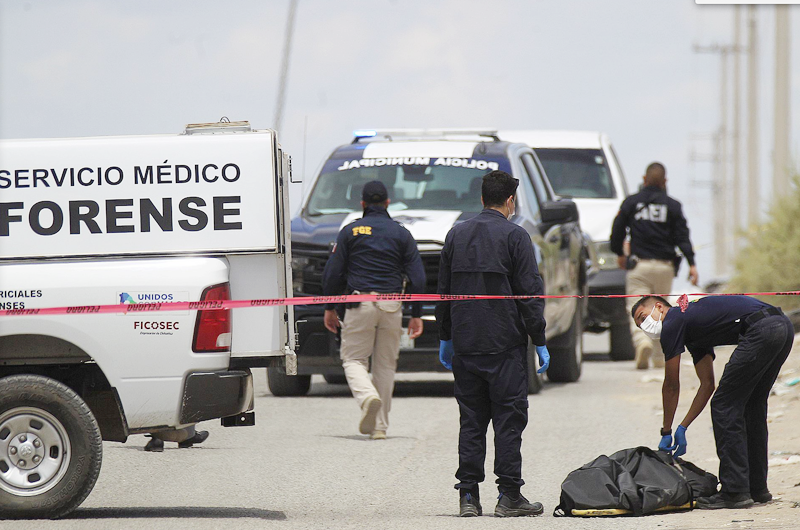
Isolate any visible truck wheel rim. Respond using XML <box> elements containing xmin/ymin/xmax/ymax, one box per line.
<box><xmin>0</xmin><ymin>407</ymin><xmax>72</xmax><ymax>497</ymax></box>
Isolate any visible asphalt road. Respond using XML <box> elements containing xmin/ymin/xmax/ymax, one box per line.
<box><xmin>4</xmin><ymin>333</ymin><xmax>798</xmax><ymax>529</ymax></box>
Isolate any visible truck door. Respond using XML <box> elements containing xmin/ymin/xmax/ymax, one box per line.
<box><xmin>227</xmin><ymin>141</ymin><xmax>296</xmax><ymax>373</ymax></box>
<box><xmin>513</xmin><ymin>153</ymin><xmax>557</xmax><ymax>330</ymax></box>
<box><xmin>521</xmin><ymin>153</ymin><xmax>574</xmax><ymax>334</ymax></box>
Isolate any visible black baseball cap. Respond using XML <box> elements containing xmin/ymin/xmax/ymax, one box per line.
<box><xmin>362</xmin><ymin>180</ymin><xmax>388</xmax><ymax>203</ymax></box>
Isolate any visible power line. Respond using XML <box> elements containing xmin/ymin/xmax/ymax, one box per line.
<box><xmin>274</xmin><ymin>0</ymin><xmax>298</xmax><ymax>133</ymax></box>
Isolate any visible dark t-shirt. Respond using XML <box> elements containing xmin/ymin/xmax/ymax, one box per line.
<box><xmin>660</xmin><ymin>295</ymin><xmax>771</xmax><ymax>364</ymax></box>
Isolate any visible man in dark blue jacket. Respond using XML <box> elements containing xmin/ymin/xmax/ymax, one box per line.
<box><xmin>632</xmin><ymin>294</ymin><xmax>794</xmax><ymax>509</ymax></box>
<box><xmin>436</xmin><ymin>170</ymin><xmax>550</xmax><ymax>517</ymax></box>
<box><xmin>322</xmin><ymin>181</ymin><xmax>425</xmax><ymax>440</ymax></box>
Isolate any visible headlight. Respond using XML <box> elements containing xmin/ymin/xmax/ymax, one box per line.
<box><xmin>291</xmin><ymin>256</ymin><xmax>310</xmax><ymax>270</ymax></box>
<box><xmin>291</xmin><ymin>256</ymin><xmax>309</xmax><ymax>292</ymax></box>
<box><xmin>593</xmin><ymin>241</ymin><xmax>619</xmax><ymax>271</ymax></box>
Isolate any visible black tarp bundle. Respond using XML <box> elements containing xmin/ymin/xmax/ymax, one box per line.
<box><xmin>554</xmin><ymin>447</ymin><xmax>718</xmax><ymax>517</ymax></box>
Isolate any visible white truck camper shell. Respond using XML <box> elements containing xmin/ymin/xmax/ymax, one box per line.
<box><xmin>0</xmin><ymin>122</ymin><xmax>296</xmax><ymax>519</ymax></box>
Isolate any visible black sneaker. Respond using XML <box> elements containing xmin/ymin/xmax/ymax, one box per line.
<box><xmin>178</xmin><ymin>430</ymin><xmax>209</xmax><ymax>449</ymax></box>
<box><xmin>751</xmin><ymin>489</ymin><xmax>772</xmax><ymax>504</ymax></box>
<box><xmin>494</xmin><ymin>493</ymin><xmax>544</xmax><ymax>517</ymax></box>
<box><xmin>144</xmin><ymin>437</ymin><xmax>164</xmax><ymax>452</ymax></box>
<box><xmin>695</xmin><ymin>492</ymin><xmax>754</xmax><ymax>510</ymax></box>
<box><xmin>459</xmin><ymin>491</ymin><xmax>482</xmax><ymax>517</ymax></box>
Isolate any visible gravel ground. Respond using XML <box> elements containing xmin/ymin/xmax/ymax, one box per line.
<box><xmin>3</xmin><ymin>332</ymin><xmax>799</xmax><ymax>530</ymax></box>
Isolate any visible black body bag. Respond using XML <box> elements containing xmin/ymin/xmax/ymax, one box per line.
<box><xmin>553</xmin><ymin>447</ymin><xmax>718</xmax><ymax>517</ymax></box>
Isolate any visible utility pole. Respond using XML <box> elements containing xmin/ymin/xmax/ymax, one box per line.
<box><xmin>773</xmin><ymin>5</ymin><xmax>791</xmax><ymax>201</ymax></box>
<box><xmin>719</xmin><ymin>47</ymin><xmax>730</xmax><ymax>277</ymax></box>
<box><xmin>747</xmin><ymin>5</ymin><xmax>760</xmax><ymax>228</ymax></box>
<box><xmin>695</xmin><ymin>43</ymin><xmax>734</xmax><ymax>277</ymax></box>
<box><xmin>732</xmin><ymin>6</ymin><xmax>742</xmax><ymax>253</ymax></box>
<box><xmin>274</xmin><ymin>0</ymin><xmax>298</xmax><ymax>133</ymax></box>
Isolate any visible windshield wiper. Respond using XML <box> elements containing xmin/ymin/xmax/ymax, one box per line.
<box><xmin>307</xmin><ymin>208</ymin><xmax>355</xmax><ymax>217</ymax></box>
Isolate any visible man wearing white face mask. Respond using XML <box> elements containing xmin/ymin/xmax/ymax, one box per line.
<box><xmin>631</xmin><ymin>294</ymin><xmax>794</xmax><ymax>510</ymax></box>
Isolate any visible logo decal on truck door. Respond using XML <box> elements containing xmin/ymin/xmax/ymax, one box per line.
<box><xmin>117</xmin><ymin>291</ymin><xmax>189</xmax><ymax>315</ymax></box>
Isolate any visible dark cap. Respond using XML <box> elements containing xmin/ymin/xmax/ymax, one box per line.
<box><xmin>362</xmin><ymin>180</ymin><xmax>388</xmax><ymax>203</ymax></box>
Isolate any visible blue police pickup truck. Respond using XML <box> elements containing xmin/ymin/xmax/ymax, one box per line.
<box><xmin>271</xmin><ymin>129</ymin><xmax>590</xmax><ymax>396</ymax></box>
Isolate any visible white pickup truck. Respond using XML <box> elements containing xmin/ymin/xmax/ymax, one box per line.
<box><xmin>0</xmin><ymin>121</ymin><xmax>295</xmax><ymax>518</ymax></box>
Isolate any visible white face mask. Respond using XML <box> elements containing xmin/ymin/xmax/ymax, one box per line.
<box><xmin>506</xmin><ymin>197</ymin><xmax>515</xmax><ymax>220</ymax></box>
<box><xmin>640</xmin><ymin>306</ymin><xmax>662</xmax><ymax>340</ymax></box>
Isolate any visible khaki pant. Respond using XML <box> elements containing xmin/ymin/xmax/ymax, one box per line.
<box><xmin>626</xmin><ymin>259</ymin><xmax>674</xmax><ymax>368</ymax></box>
<box><xmin>151</xmin><ymin>425</ymin><xmax>196</xmax><ymax>443</ymax></box>
<box><xmin>340</xmin><ymin>299</ymin><xmax>402</xmax><ymax>432</ymax></box>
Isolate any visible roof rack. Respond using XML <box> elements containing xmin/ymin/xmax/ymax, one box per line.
<box><xmin>352</xmin><ymin>128</ymin><xmax>499</xmax><ymax>143</ymax></box>
<box><xmin>184</xmin><ymin>120</ymin><xmax>252</xmax><ymax>135</ymax></box>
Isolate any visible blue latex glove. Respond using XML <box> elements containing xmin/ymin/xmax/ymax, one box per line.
<box><xmin>535</xmin><ymin>345</ymin><xmax>550</xmax><ymax>374</ymax></box>
<box><xmin>439</xmin><ymin>340</ymin><xmax>454</xmax><ymax>370</ymax></box>
<box><xmin>658</xmin><ymin>433</ymin><xmax>673</xmax><ymax>453</ymax></box>
<box><xmin>671</xmin><ymin>425</ymin><xmax>687</xmax><ymax>458</ymax></box>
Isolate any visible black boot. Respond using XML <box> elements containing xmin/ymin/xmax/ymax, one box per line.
<box><xmin>144</xmin><ymin>437</ymin><xmax>164</xmax><ymax>452</ymax></box>
<box><xmin>695</xmin><ymin>491</ymin><xmax>754</xmax><ymax>510</ymax></box>
<box><xmin>459</xmin><ymin>490</ymin><xmax>482</xmax><ymax>517</ymax></box>
<box><xmin>178</xmin><ymin>430</ymin><xmax>209</xmax><ymax>448</ymax></box>
<box><xmin>751</xmin><ymin>489</ymin><xmax>772</xmax><ymax>504</ymax></box>
<box><xmin>494</xmin><ymin>492</ymin><xmax>544</xmax><ymax>517</ymax></box>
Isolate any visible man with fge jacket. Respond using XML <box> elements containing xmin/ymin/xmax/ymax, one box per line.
<box><xmin>322</xmin><ymin>181</ymin><xmax>425</xmax><ymax>440</ymax></box>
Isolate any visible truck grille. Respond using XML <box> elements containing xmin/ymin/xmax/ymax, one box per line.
<box><xmin>292</xmin><ymin>244</ymin><xmax>330</xmax><ymax>295</ymax></box>
<box><xmin>293</xmin><ymin>246</ymin><xmax>442</xmax><ymax>295</ymax></box>
<box><xmin>420</xmin><ymin>253</ymin><xmax>441</xmax><ymax>294</ymax></box>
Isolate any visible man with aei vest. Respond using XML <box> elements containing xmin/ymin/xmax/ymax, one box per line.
<box><xmin>610</xmin><ymin>162</ymin><xmax>698</xmax><ymax>369</ymax></box>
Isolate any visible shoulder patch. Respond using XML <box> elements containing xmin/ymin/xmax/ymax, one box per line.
<box><xmin>677</xmin><ymin>294</ymin><xmax>688</xmax><ymax>312</ymax></box>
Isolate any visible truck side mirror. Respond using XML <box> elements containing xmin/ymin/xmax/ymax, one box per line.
<box><xmin>541</xmin><ymin>199</ymin><xmax>579</xmax><ymax>224</ymax></box>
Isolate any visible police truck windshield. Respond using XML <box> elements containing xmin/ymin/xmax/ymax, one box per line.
<box><xmin>306</xmin><ymin>156</ymin><xmax>511</xmax><ymax>215</ymax></box>
<box><xmin>534</xmin><ymin>149</ymin><xmax>616</xmax><ymax>199</ymax></box>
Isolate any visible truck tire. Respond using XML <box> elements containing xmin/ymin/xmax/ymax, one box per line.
<box><xmin>267</xmin><ymin>368</ymin><xmax>311</xmax><ymax>397</ymax></box>
<box><xmin>526</xmin><ymin>346</ymin><xmax>543</xmax><ymax>395</ymax></box>
<box><xmin>609</xmin><ymin>323</ymin><xmax>635</xmax><ymax>361</ymax></box>
<box><xmin>323</xmin><ymin>374</ymin><xmax>347</xmax><ymax>385</ymax></box>
<box><xmin>546</xmin><ymin>307</ymin><xmax>583</xmax><ymax>383</ymax></box>
<box><xmin>0</xmin><ymin>374</ymin><xmax>102</xmax><ymax>520</ymax></box>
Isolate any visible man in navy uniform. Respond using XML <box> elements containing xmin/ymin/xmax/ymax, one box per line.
<box><xmin>436</xmin><ymin>170</ymin><xmax>550</xmax><ymax>517</ymax></box>
<box><xmin>611</xmin><ymin>162</ymin><xmax>699</xmax><ymax>369</ymax></box>
<box><xmin>631</xmin><ymin>294</ymin><xmax>794</xmax><ymax>509</ymax></box>
<box><xmin>322</xmin><ymin>181</ymin><xmax>425</xmax><ymax>440</ymax></box>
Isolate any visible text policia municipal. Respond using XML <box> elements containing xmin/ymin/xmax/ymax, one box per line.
<box><xmin>0</xmin><ymin>162</ymin><xmax>244</xmax><ymax>236</ymax></box>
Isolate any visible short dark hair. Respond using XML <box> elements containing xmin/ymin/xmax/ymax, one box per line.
<box><xmin>631</xmin><ymin>295</ymin><xmax>672</xmax><ymax>320</ymax></box>
<box><xmin>644</xmin><ymin>162</ymin><xmax>666</xmax><ymax>187</ymax></box>
<box><xmin>482</xmin><ymin>170</ymin><xmax>518</xmax><ymax>208</ymax></box>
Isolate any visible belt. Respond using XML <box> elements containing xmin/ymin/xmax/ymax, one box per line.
<box><xmin>346</xmin><ymin>290</ymin><xmax>393</xmax><ymax>309</ymax></box>
<box><xmin>638</xmin><ymin>258</ymin><xmax>673</xmax><ymax>264</ymax></box>
<box><xmin>741</xmin><ymin>307</ymin><xmax>783</xmax><ymax>334</ymax></box>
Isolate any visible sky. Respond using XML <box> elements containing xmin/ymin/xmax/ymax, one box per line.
<box><xmin>1</xmin><ymin>0</ymin><xmax>798</xmax><ymax>284</ymax></box>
